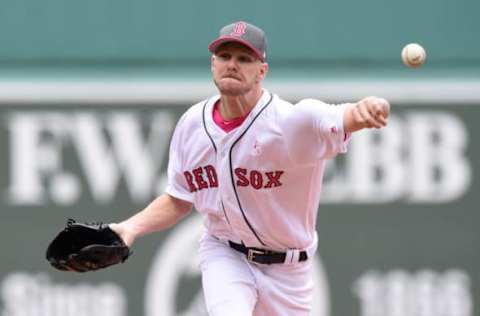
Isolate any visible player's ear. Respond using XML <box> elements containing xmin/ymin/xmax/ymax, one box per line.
<box><xmin>257</xmin><ymin>62</ymin><xmax>269</xmax><ymax>82</ymax></box>
<box><xmin>211</xmin><ymin>55</ymin><xmax>216</xmax><ymax>73</ymax></box>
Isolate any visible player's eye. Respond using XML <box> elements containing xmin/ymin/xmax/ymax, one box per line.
<box><xmin>217</xmin><ymin>52</ymin><xmax>231</xmax><ymax>61</ymax></box>
<box><xmin>238</xmin><ymin>55</ymin><xmax>254</xmax><ymax>63</ymax></box>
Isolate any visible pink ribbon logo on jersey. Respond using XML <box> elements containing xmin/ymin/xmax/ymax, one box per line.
<box><xmin>231</xmin><ymin>22</ymin><xmax>247</xmax><ymax>37</ymax></box>
<box><xmin>253</xmin><ymin>140</ymin><xmax>262</xmax><ymax>155</ymax></box>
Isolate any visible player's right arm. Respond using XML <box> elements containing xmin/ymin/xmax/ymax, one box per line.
<box><xmin>110</xmin><ymin>110</ymin><xmax>195</xmax><ymax>247</ymax></box>
<box><xmin>283</xmin><ymin>98</ymin><xmax>349</xmax><ymax>164</ymax></box>
<box><xmin>110</xmin><ymin>193</ymin><xmax>192</xmax><ymax>247</ymax></box>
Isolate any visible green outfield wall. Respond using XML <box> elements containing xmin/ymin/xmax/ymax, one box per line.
<box><xmin>0</xmin><ymin>0</ymin><xmax>479</xmax><ymax>76</ymax></box>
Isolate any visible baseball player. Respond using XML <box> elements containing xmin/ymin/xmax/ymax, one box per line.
<box><xmin>111</xmin><ymin>21</ymin><xmax>390</xmax><ymax>316</ymax></box>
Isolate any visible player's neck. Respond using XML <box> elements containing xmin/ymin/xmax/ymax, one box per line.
<box><xmin>219</xmin><ymin>87</ymin><xmax>263</xmax><ymax>120</ymax></box>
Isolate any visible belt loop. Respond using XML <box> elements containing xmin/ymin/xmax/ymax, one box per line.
<box><xmin>284</xmin><ymin>249</ymin><xmax>300</xmax><ymax>264</ymax></box>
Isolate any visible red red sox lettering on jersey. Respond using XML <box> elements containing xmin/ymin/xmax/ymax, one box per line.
<box><xmin>184</xmin><ymin>165</ymin><xmax>284</xmax><ymax>192</ymax></box>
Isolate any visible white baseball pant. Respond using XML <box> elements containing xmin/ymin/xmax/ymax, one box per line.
<box><xmin>198</xmin><ymin>233</ymin><xmax>314</xmax><ymax>316</ymax></box>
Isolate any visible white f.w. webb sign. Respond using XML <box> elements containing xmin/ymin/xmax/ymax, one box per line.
<box><xmin>3</xmin><ymin>110</ymin><xmax>472</xmax><ymax>206</ymax></box>
<box><xmin>5</xmin><ymin>111</ymin><xmax>175</xmax><ymax>205</ymax></box>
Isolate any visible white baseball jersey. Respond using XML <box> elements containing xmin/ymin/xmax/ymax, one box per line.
<box><xmin>166</xmin><ymin>89</ymin><xmax>350</xmax><ymax>254</ymax></box>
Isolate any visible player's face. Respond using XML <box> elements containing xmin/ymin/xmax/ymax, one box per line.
<box><xmin>211</xmin><ymin>42</ymin><xmax>268</xmax><ymax>96</ymax></box>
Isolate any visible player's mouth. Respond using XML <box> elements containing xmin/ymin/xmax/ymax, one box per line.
<box><xmin>223</xmin><ymin>74</ymin><xmax>241</xmax><ymax>80</ymax></box>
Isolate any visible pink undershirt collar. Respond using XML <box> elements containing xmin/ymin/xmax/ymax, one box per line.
<box><xmin>212</xmin><ymin>100</ymin><xmax>251</xmax><ymax>132</ymax></box>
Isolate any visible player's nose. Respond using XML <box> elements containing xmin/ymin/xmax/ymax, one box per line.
<box><xmin>225</xmin><ymin>57</ymin><xmax>239</xmax><ymax>70</ymax></box>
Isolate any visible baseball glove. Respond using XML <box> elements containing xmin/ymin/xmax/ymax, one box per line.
<box><xmin>46</xmin><ymin>219</ymin><xmax>131</xmax><ymax>272</ymax></box>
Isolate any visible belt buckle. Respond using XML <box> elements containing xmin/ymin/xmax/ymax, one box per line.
<box><xmin>247</xmin><ymin>249</ymin><xmax>264</xmax><ymax>262</ymax></box>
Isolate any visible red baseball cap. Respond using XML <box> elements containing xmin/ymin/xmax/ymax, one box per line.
<box><xmin>208</xmin><ymin>21</ymin><xmax>267</xmax><ymax>62</ymax></box>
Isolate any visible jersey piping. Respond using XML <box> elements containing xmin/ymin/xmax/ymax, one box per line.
<box><xmin>228</xmin><ymin>92</ymin><xmax>274</xmax><ymax>246</ymax></box>
<box><xmin>201</xmin><ymin>92</ymin><xmax>274</xmax><ymax>246</ymax></box>
<box><xmin>202</xmin><ymin>98</ymin><xmax>217</xmax><ymax>153</ymax></box>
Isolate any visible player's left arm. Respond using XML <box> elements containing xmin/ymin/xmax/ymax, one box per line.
<box><xmin>343</xmin><ymin>96</ymin><xmax>390</xmax><ymax>133</ymax></box>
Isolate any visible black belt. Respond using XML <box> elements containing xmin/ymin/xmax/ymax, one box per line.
<box><xmin>228</xmin><ymin>240</ymin><xmax>308</xmax><ymax>265</ymax></box>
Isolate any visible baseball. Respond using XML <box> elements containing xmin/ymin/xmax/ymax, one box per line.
<box><xmin>401</xmin><ymin>43</ymin><xmax>427</xmax><ymax>68</ymax></box>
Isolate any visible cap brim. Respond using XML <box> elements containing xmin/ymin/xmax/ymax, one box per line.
<box><xmin>208</xmin><ymin>36</ymin><xmax>265</xmax><ymax>62</ymax></box>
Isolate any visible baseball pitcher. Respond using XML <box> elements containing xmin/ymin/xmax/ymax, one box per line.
<box><xmin>109</xmin><ymin>21</ymin><xmax>390</xmax><ymax>316</ymax></box>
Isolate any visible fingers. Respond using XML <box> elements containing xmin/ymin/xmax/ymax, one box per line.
<box><xmin>357</xmin><ymin>103</ymin><xmax>379</xmax><ymax>128</ymax></box>
<box><xmin>357</xmin><ymin>97</ymin><xmax>390</xmax><ymax>129</ymax></box>
<box><xmin>354</xmin><ymin>101</ymin><xmax>384</xmax><ymax>129</ymax></box>
<box><xmin>370</xmin><ymin>103</ymin><xmax>388</xmax><ymax>127</ymax></box>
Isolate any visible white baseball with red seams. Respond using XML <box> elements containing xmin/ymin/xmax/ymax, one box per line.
<box><xmin>166</xmin><ymin>89</ymin><xmax>350</xmax><ymax>315</ymax></box>
<box><xmin>401</xmin><ymin>43</ymin><xmax>427</xmax><ymax>68</ymax></box>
